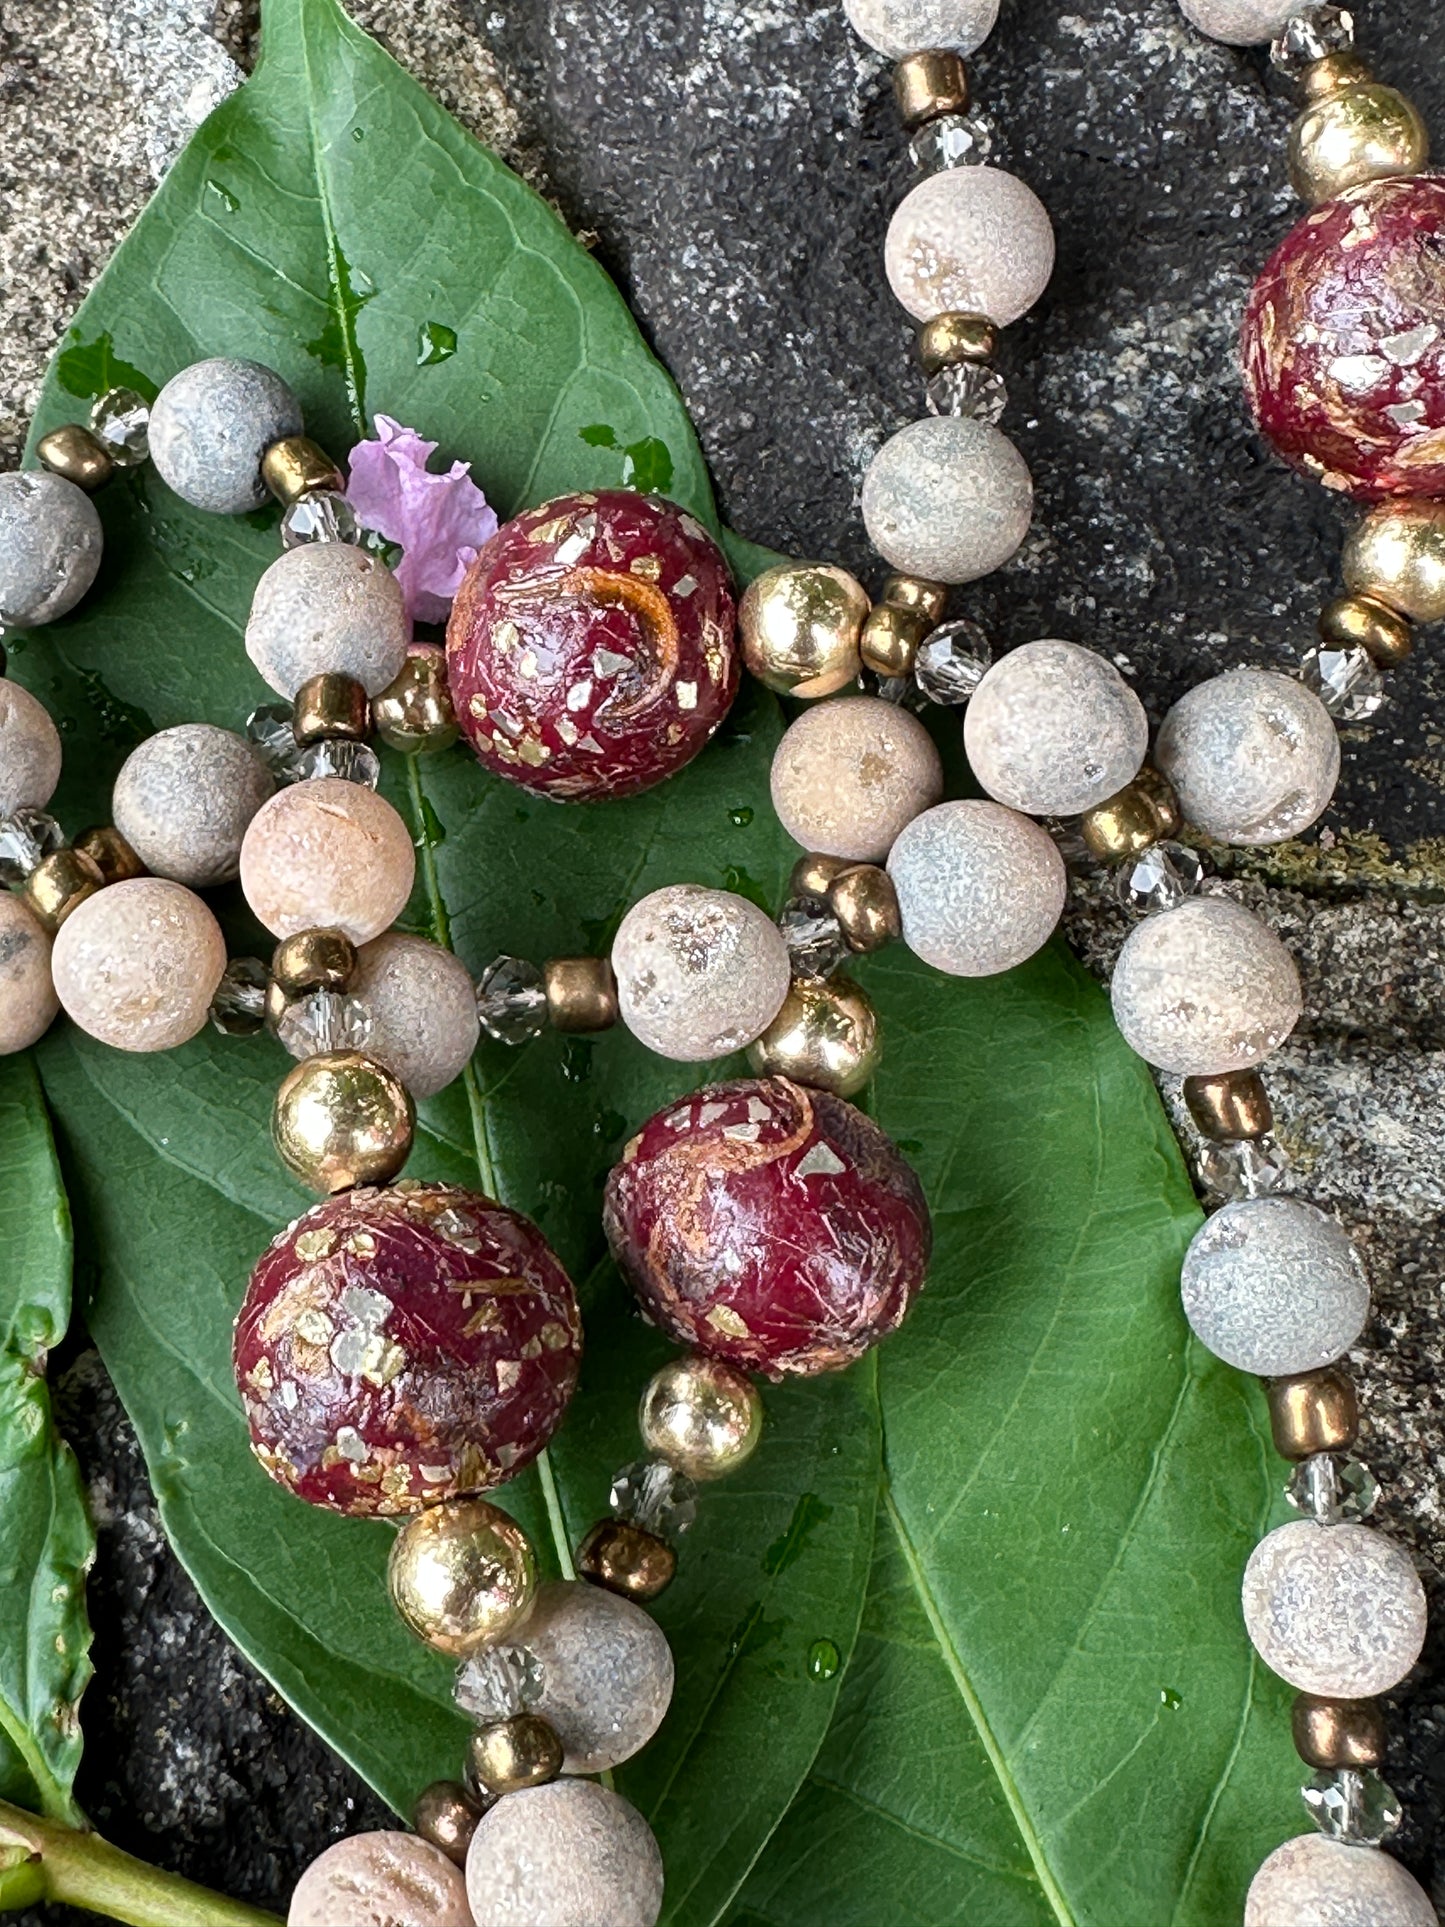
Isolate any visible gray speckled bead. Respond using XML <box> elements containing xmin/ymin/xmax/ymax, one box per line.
<box><xmin>246</xmin><ymin>544</ymin><xmax>410</xmax><ymax>699</ymax></box>
<box><xmin>0</xmin><ymin>677</ymin><xmax>63</xmax><ymax>815</ymax></box>
<box><xmin>1242</xmin><ymin>1521</ymin><xmax>1427</xmax><ymax>1699</ymax></box>
<box><xmin>0</xmin><ymin>471</ymin><xmax>103</xmax><ymax>626</ymax></box>
<box><xmin>521</xmin><ymin>1579</ymin><xmax>674</xmax><ymax>1774</ymax></box>
<box><xmin>1178</xmin><ymin>0</ymin><xmax>1300</xmax><ymax>45</ymax></box>
<box><xmin>612</xmin><ymin>884</ymin><xmax>790</xmax><ymax>1062</ymax></box>
<box><xmin>861</xmin><ymin>417</ymin><xmax>1032</xmax><ymax>586</ymax></box>
<box><xmin>51</xmin><ymin>878</ymin><xmax>226</xmax><ymax>1052</ymax></box>
<box><xmin>770</xmin><ymin>695</ymin><xmax>943</xmax><ymax>861</ymax></box>
<box><xmin>888</xmin><ymin>800</ymin><xmax>1066</xmax><ymax>977</ymax></box>
<box><xmin>844</xmin><ymin>0</ymin><xmax>999</xmax><ymax>57</ymax></box>
<box><xmin>465</xmin><ymin>1782</ymin><xmax>663</xmax><ymax>1927</ymax></box>
<box><xmin>965</xmin><ymin>639</ymin><xmax>1149</xmax><ymax>817</ymax></box>
<box><xmin>886</xmin><ymin>168</ymin><xmax>1055</xmax><ymax>328</ymax></box>
<box><xmin>1180</xmin><ymin>1197</ymin><xmax>1369</xmax><ymax>1375</ymax></box>
<box><xmin>1110</xmin><ymin>896</ymin><xmax>1302</xmax><ymax>1076</ymax></box>
<box><xmin>1245</xmin><ymin>1833</ymin><xmax>1438</xmax><ymax>1927</ymax></box>
<box><xmin>347</xmin><ymin>932</ymin><xmax>480</xmax><ymax>1098</ymax></box>
<box><xmin>149</xmin><ymin>357</ymin><xmax>302</xmax><ymax>514</ymax></box>
<box><xmin>0</xmin><ymin>896</ymin><xmax>58</xmax><ymax>1054</ymax></box>
<box><xmin>112</xmin><ymin>724</ymin><xmax>273</xmax><ymax>887</ymax></box>
<box><xmin>288</xmin><ymin>1831</ymin><xmax>471</xmax><ymax>1927</ymax></box>
<box><xmin>1155</xmin><ymin>669</ymin><xmax>1340</xmax><ymax>847</ymax></box>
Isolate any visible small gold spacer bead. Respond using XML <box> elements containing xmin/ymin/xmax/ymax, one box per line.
<box><xmin>1344</xmin><ymin>498</ymin><xmax>1445</xmax><ymax>624</ymax></box>
<box><xmin>1292</xmin><ymin>1693</ymin><xmax>1386</xmax><ymax>1770</ymax></box>
<box><xmin>292</xmin><ymin>672</ymin><xmax>370</xmax><ymax>747</ymax></box>
<box><xmin>372</xmin><ymin>645</ymin><xmax>458</xmax><ymax>754</ymax></box>
<box><xmin>72</xmin><ymin>825</ymin><xmax>146</xmax><ymax>885</ymax></box>
<box><xmin>1299</xmin><ymin>51</ymin><xmax>1374</xmax><ymax>103</ymax></box>
<box><xmin>23</xmin><ymin>848</ymin><xmax>105</xmax><ymax>932</ymax></box>
<box><xmin>639</xmin><ymin>1353</ymin><xmax>764</xmax><ymax>1480</ymax></box>
<box><xmin>262</xmin><ymin>435</ymin><xmax>344</xmax><ymax>506</ymax></box>
<box><xmin>1131</xmin><ymin>765</ymin><xmax>1183</xmax><ymax>839</ymax></box>
<box><xmin>271</xmin><ymin>926</ymin><xmax>358</xmax><ymax>997</ymax></box>
<box><xmin>859</xmin><ymin>603</ymin><xmax>931</xmax><ymax>679</ymax></box>
<box><xmin>789</xmin><ymin>851</ymin><xmax>853</xmax><ymax>904</ymax></box>
<box><xmin>747</xmin><ymin>974</ymin><xmax>882</xmax><ymax>1098</ymax></box>
<box><xmin>412</xmin><ymin>1781</ymin><xmax>486</xmax><ymax>1866</ymax></box>
<box><xmin>1183</xmin><ymin>1069</ymin><xmax>1273</xmax><ymax>1143</ymax></box>
<box><xmin>1289</xmin><ymin>80</ymin><xmax>1429</xmax><ymax>206</ymax></box>
<box><xmin>1267</xmin><ymin>1368</ymin><xmax>1360</xmax><ymax>1461</ymax></box>
<box><xmin>388</xmin><ymin>1497</ymin><xmax>537</xmax><ymax>1658</ymax></box>
<box><xmin>880</xmin><ymin>574</ymin><xmax>949</xmax><ymax>625</ymax></box>
<box><xmin>828</xmin><ymin>864</ymin><xmax>902</xmax><ymax>953</ymax></box>
<box><xmin>1079</xmin><ymin>779</ymin><xmax>1169</xmax><ymax>862</ymax></box>
<box><xmin>893</xmin><ymin>49</ymin><xmax>969</xmax><ymax>128</ymax></box>
<box><xmin>576</xmin><ymin>1519</ymin><xmax>677</xmax><ymax>1602</ymax></box>
<box><xmin>543</xmin><ymin>956</ymin><xmax>619</xmax><ymax>1033</ymax></box>
<box><xmin>918</xmin><ymin>312</ymin><xmax>998</xmax><ymax>376</ymax></box>
<box><xmin>37</xmin><ymin>424</ymin><xmax>113</xmax><ymax>492</ymax></box>
<box><xmin>465</xmin><ymin>1715</ymin><xmax>564</xmax><ymax>1800</ymax></box>
<box><xmin>1320</xmin><ymin>592</ymin><xmax>1414</xmax><ymax>669</ymax></box>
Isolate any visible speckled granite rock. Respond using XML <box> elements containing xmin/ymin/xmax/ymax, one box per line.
<box><xmin>3</xmin><ymin>0</ymin><xmax>1445</xmax><ymax>1917</ymax></box>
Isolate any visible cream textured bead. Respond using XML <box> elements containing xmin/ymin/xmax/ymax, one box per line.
<box><xmin>885</xmin><ymin>168</ymin><xmax>1055</xmax><ymax>328</ymax></box>
<box><xmin>112</xmin><ymin>724</ymin><xmax>274</xmax><ymax>887</ymax></box>
<box><xmin>465</xmin><ymin>1782</ymin><xmax>663</xmax><ymax>1927</ymax></box>
<box><xmin>844</xmin><ymin>0</ymin><xmax>999</xmax><ymax>58</ymax></box>
<box><xmin>888</xmin><ymin>800</ymin><xmax>1066</xmax><ymax>976</ymax></box>
<box><xmin>1177</xmin><ymin>0</ymin><xmax>1299</xmax><ymax>43</ymax></box>
<box><xmin>149</xmin><ymin>357</ymin><xmax>302</xmax><ymax>515</ymax></box>
<box><xmin>0</xmin><ymin>472</ymin><xmax>103</xmax><ymax>627</ymax></box>
<box><xmin>965</xmin><ymin>639</ymin><xmax>1148</xmax><ymax>817</ymax></box>
<box><xmin>770</xmin><ymin>696</ymin><xmax>943</xmax><ymax>862</ymax></box>
<box><xmin>347</xmin><ymin>932</ymin><xmax>480</xmax><ymax>1097</ymax></box>
<box><xmin>0</xmin><ymin>677</ymin><xmax>62</xmax><ymax>815</ymax></box>
<box><xmin>51</xmin><ymin>878</ymin><xmax>226</xmax><ymax>1052</ymax></box>
<box><xmin>1242</xmin><ymin>1520</ymin><xmax>1427</xmax><ymax>1699</ymax></box>
<box><xmin>1110</xmin><ymin>896</ymin><xmax>1302</xmax><ymax>1076</ymax></box>
<box><xmin>1245</xmin><ymin>1833</ymin><xmax>1438</xmax><ymax>1927</ymax></box>
<box><xmin>861</xmin><ymin>417</ymin><xmax>1032</xmax><ymax>586</ymax></box>
<box><xmin>612</xmin><ymin>884</ymin><xmax>790</xmax><ymax>1062</ymax></box>
<box><xmin>1154</xmin><ymin>669</ymin><xmax>1340</xmax><ymax>847</ymax></box>
<box><xmin>0</xmin><ymin>896</ymin><xmax>59</xmax><ymax>1054</ymax></box>
<box><xmin>246</xmin><ymin>544</ymin><xmax>410</xmax><ymax>698</ymax></box>
<box><xmin>521</xmin><ymin>1580</ymin><xmax>674</xmax><ymax>1774</ymax></box>
<box><xmin>1180</xmin><ymin>1197</ymin><xmax>1370</xmax><ymax>1376</ymax></box>
<box><xmin>240</xmin><ymin>778</ymin><xmax>416</xmax><ymax>944</ymax></box>
<box><xmin>287</xmin><ymin>1832</ymin><xmax>471</xmax><ymax>1927</ymax></box>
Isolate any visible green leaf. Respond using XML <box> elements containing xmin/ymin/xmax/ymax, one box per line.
<box><xmin>0</xmin><ymin>1056</ymin><xmax>93</xmax><ymax>1827</ymax></box>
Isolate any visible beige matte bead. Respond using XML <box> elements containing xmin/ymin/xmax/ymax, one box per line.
<box><xmin>0</xmin><ymin>896</ymin><xmax>59</xmax><ymax>1054</ymax></box>
<box><xmin>347</xmin><ymin>932</ymin><xmax>480</xmax><ymax>1098</ymax></box>
<box><xmin>611</xmin><ymin>884</ymin><xmax>790</xmax><ymax>1062</ymax></box>
<box><xmin>966</xmin><ymin>639</ymin><xmax>1149</xmax><ymax>818</ymax></box>
<box><xmin>246</xmin><ymin>544</ymin><xmax>410</xmax><ymax>699</ymax></box>
<box><xmin>465</xmin><ymin>1781</ymin><xmax>663</xmax><ymax>1927</ymax></box>
<box><xmin>1245</xmin><ymin>1833</ymin><xmax>1436</xmax><ymax>1927</ymax></box>
<box><xmin>240</xmin><ymin>778</ymin><xmax>415</xmax><ymax>943</ymax></box>
<box><xmin>0</xmin><ymin>678</ymin><xmax>62</xmax><ymax>816</ymax></box>
<box><xmin>885</xmin><ymin>167</ymin><xmax>1055</xmax><ymax>327</ymax></box>
<box><xmin>112</xmin><ymin>724</ymin><xmax>274</xmax><ymax>887</ymax></box>
<box><xmin>521</xmin><ymin>1579</ymin><xmax>675</xmax><ymax>1774</ymax></box>
<box><xmin>888</xmin><ymin>799</ymin><xmax>1066</xmax><ymax>976</ymax></box>
<box><xmin>1177</xmin><ymin>0</ymin><xmax>1298</xmax><ymax>42</ymax></box>
<box><xmin>861</xmin><ymin>416</ymin><xmax>1032</xmax><ymax>586</ymax></box>
<box><xmin>770</xmin><ymin>696</ymin><xmax>943</xmax><ymax>862</ymax></box>
<box><xmin>51</xmin><ymin>878</ymin><xmax>226</xmax><ymax>1052</ymax></box>
<box><xmin>1242</xmin><ymin>1520</ymin><xmax>1427</xmax><ymax>1699</ymax></box>
<box><xmin>287</xmin><ymin>1832</ymin><xmax>471</xmax><ymax>1927</ymax></box>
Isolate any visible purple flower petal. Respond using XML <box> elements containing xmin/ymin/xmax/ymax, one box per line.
<box><xmin>346</xmin><ymin>414</ymin><xmax>500</xmax><ymax>625</ymax></box>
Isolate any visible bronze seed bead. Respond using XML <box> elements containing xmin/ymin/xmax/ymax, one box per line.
<box><xmin>261</xmin><ymin>435</ymin><xmax>345</xmax><ymax>506</ymax></box>
<box><xmin>1182</xmin><ymin>1069</ymin><xmax>1273</xmax><ymax>1143</ymax></box>
<box><xmin>893</xmin><ymin>50</ymin><xmax>969</xmax><ymax>128</ymax></box>
<box><xmin>271</xmin><ymin>926</ymin><xmax>357</xmax><ymax>997</ymax></box>
<box><xmin>789</xmin><ymin>851</ymin><xmax>853</xmax><ymax>904</ymax></box>
<box><xmin>292</xmin><ymin>672</ymin><xmax>370</xmax><ymax>747</ymax></box>
<box><xmin>1320</xmin><ymin>593</ymin><xmax>1414</xmax><ymax>670</ymax></box>
<box><xmin>413</xmin><ymin>1781</ymin><xmax>486</xmax><ymax>1867</ymax></box>
<box><xmin>880</xmin><ymin>574</ymin><xmax>949</xmax><ymax>625</ymax></box>
<box><xmin>1078</xmin><ymin>783</ymin><xmax>1166</xmax><ymax>863</ymax></box>
<box><xmin>544</xmin><ymin>956</ymin><xmax>619</xmax><ymax>1033</ymax></box>
<box><xmin>1131</xmin><ymin>765</ymin><xmax>1182</xmax><ymax>839</ymax></box>
<box><xmin>73</xmin><ymin>825</ymin><xmax>147</xmax><ymax>885</ymax></box>
<box><xmin>1267</xmin><ymin>1368</ymin><xmax>1361</xmax><ymax>1461</ymax></box>
<box><xmin>859</xmin><ymin>603</ymin><xmax>931</xmax><ymax>679</ymax></box>
<box><xmin>1291</xmin><ymin>1694</ymin><xmax>1387</xmax><ymax>1770</ymax></box>
<box><xmin>577</xmin><ymin>1519</ymin><xmax>677</xmax><ymax>1602</ymax></box>
<box><xmin>747</xmin><ymin>975</ymin><xmax>882</xmax><ymax>1099</ymax></box>
<box><xmin>466</xmin><ymin>1715</ymin><xmax>564</xmax><ymax>1800</ymax></box>
<box><xmin>37</xmin><ymin>424</ymin><xmax>114</xmax><ymax>492</ymax></box>
<box><xmin>23</xmin><ymin>848</ymin><xmax>105</xmax><ymax>932</ymax></box>
<box><xmin>828</xmin><ymin>864</ymin><xmax>902</xmax><ymax>953</ymax></box>
<box><xmin>372</xmin><ymin>645</ymin><xmax>459</xmax><ymax>754</ymax></box>
<box><xmin>918</xmin><ymin>312</ymin><xmax>998</xmax><ymax>376</ymax></box>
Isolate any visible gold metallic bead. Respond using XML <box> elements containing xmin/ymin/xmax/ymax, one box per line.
<box><xmin>917</xmin><ymin>312</ymin><xmax>998</xmax><ymax>376</ymax></box>
<box><xmin>543</xmin><ymin>956</ymin><xmax>619</xmax><ymax>1033</ymax></box>
<box><xmin>739</xmin><ymin>563</ymin><xmax>869</xmax><ymax>699</ymax></box>
<box><xmin>828</xmin><ymin>864</ymin><xmax>902</xmax><ymax>953</ymax></box>
<box><xmin>1131</xmin><ymin>765</ymin><xmax>1183</xmax><ymax>839</ymax></box>
<box><xmin>1291</xmin><ymin>1693</ymin><xmax>1386</xmax><ymax>1771</ymax></box>
<box><xmin>261</xmin><ymin>435</ymin><xmax>344</xmax><ymax>506</ymax></box>
<box><xmin>372</xmin><ymin>645</ymin><xmax>459</xmax><ymax>754</ymax></box>
<box><xmin>1299</xmin><ymin>52</ymin><xmax>1374</xmax><ymax>104</ymax></box>
<box><xmin>893</xmin><ymin>50</ymin><xmax>969</xmax><ymax>128</ymax></box>
<box><xmin>387</xmin><ymin>1497</ymin><xmax>537</xmax><ymax>1658</ymax></box>
<box><xmin>640</xmin><ymin>1353</ymin><xmax>763</xmax><ymax>1480</ymax></box>
<box><xmin>73</xmin><ymin>825</ymin><xmax>146</xmax><ymax>885</ymax></box>
<box><xmin>859</xmin><ymin>603</ymin><xmax>930</xmax><ymax>679</ymax></box>
<box><xmin>1079</xmin><ymin>767</ymin><xmax>1180</xmax><ymax>861</ymax></box>
<box><xmin>37</xmin><ymin>424</ymin><xmax>113</xmax><ymax>492</ymax></box>
<box><xmin>747</xmin><ymin>974</ymin><xmax>882</xmax><ymax>1099</ymax></box>
<box><xmin>271</xmin><ymin>926</ymin><xmax>357</xmax><ymax>997</ymax></box>
<box><xmin>412</xmin><ymin>1781</ymin><xmax>485</xmax><ymax>1867</ymax></box>
<box><xmin>1289</xmin><ymin>83</ymin><xmax>1429</xmax><ymax>206</ymax></box>
<box><xmin>23</xmin><ymin>848</ymin><xmax>105</xmax><ymax>932</ymax></box>
<box><xmin>1267</xmin><ymin>1368</ymin><xmax>1360</xmax><ymax>1461</ymax></box>
<box><xmin>880</xmin><ymin>573</ymin><xmax>949</xmax><ymax>624</ymax></box>
<box><xmin>272</xmin><ymin>1050</ymin><xmax>415</xmax><ymax>1193</ymax></box>
<box><xmin>576</xmin><ymin>1519</ymin><xmax>677</xmax><ymax>1602</ymax></box>
<box><xmin>1320</xmin><ymin>592</ymin><xmax>1414</xmax><ymax>669</ymax></box>
<box><xmin>789</xmin><ymin>851</ymin><xmax>853</xmax><ymax>904</ymax></box>
<box><xmin>292</xmin><ymin>672</ymin><xmax>370</xmax><ymax>747</ymax></box>
<box><xmin>1182</xmin><ymin>1069</ymin><xmax>1273</xmax><ymax>1143</ymax></box>
<box><xmin>466</xmin><ymin>1715</ymin><xmax>563</xmax><ymax>1799</ymax></box>
<box><xmin>1343</xmin><ymin>499</ymin><xmax>1445</xmax><ymax>624</ymax></box>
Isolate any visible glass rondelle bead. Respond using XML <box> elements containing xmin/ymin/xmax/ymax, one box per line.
<box><xmin>1300</xmin><ymin>644</ymin><xmax>1386</xmax><ymax>721</ymax></box>
<box><xmin>1197</xmin><ymin>1134</ymin><xmax>1292</xmax><ymax>1202</ymax></box>
<box><xmin>0</xmin><ymin>808</ymin><xmax>66</xmax><ymax>885</ymax></box>
<box><xmin>925</xmin><ymin>361</ymin><xmax>1008</xmax><ymax>424</ymax></box>
<box><xmin>246</xmin><ymin>703</ymin><xmax>302</xmax><ymax>781</ymax></box>
<box><xmin>476</xmin><ymin>956</ymin><xmax>548</xmax><ymax>1046</ymax></box>
<box><xmin>1287</xmin><ymin>1453</ymin><xmax>1380</xmax><ymax>1525</ymax></box>
<box><xmin>281</xmin><ymin>488</ymin><xmax>360</xmax><ymax>549</ymax></box>
<box><xmin>1114</xmin><ymin>842</ymin><xmax>1206</xmax><ymax>916</ymax></box>
<box><xmin>209</xmin><ymin>956</ymin><xmax>269</xmax><ymax>1037</ymax></box>
<box><xmin>777</xmin><ymin>899</ymin><xmax>850</xmax><ymax>981</ymax></box>
<box><xmin>294</xmin><ymin>739</ymin><xmax>381</xmax><ymax>788</ymax></box>
<box><xmin>913</xmin><ymin>619</ymin><xmax>992</xmax><ymax>705</ymax></box>
<box><xmin>909</xmin><ymin>113</ymin><xmax>993</xmax><ymax>173</ymax></box>
<box><xmin>609</xmin><ymin>1458</ymin><xmax>698</xmax><ymax>1543</ymax></box>
<box><xmin>88</xmin><ymin>387</ymin><xmax>151</xmax><ymax>466</ymax></box>
<box><xmin>1302</xmin><ymin>1766</ymin><xmax>1402</xmax><ymax>1846</ymax></box>
<box><xmin>272</xmin><ymin>986</ymin><xmax>373</xmax><ymax>1060</ymax></box>
<box><xmin>454</xmin><ymin>1644</ymin><xmax>543</xmax><ymax>1725</ymax></box>
<box><xmin>1272</xmin><ymin>4</ymin><xmax>1355</xmax><ymax>73</ymax></box>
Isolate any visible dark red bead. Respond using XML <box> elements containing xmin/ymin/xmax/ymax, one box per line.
<box><xmin>1242</xmin><ymin>175</ymin><xmax>1445</xmax><ymax>503</ymax></box>
<box><xmin>234</xmin><ymin>1182</ymin><xmax>581</xmax><ymax>1516</ymax></box>
<box><xmin>603</xmin><ymin>1076</ymin><xmax>931</xmax><ymax>1380</ymax></box>
<box><xmin>446</xmin><ymin>490</ymin><xmax>738</xmax><ymax>800</ymax></box>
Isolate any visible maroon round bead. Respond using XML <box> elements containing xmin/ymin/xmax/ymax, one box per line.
<box><xmin>234</xmin><ymin>1182</ymin><xmax>581</xmax><ymax>1516</ymax></box>
<box><xmin>603</xmin><ymin>1076</ymin><xmax>931</xmax><ymax>1379</ymax></box>
<box><xmin>1242</xmin><ymin>176</ymin><xmax>1445</xmax><ymax>502</ymax></box>
<box><xmin>446</xmin><ymin>490</ymin><xmax>738</xmax><ymax>800</ymax></box>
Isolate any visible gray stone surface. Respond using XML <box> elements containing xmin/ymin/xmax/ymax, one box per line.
<box><xmin>2</xmin><ymin>0</ymin><xmax>1445</xmax><ymax>1915</ymax></box>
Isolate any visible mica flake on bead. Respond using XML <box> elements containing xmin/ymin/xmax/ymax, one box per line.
<box><xmin>1245</xmin><ymin>1832</ymin><xmax>1436</xmax><ymax>1927</ymax></box>
<box><xmin>1181</xmin><ymin>1196</ymin><xmax>1368</xmax><ymax>1376</ymax></box>
<box><xmin>1241</xmin><ymin>1519</ymin><xmax>1427</xmax><ymax>1699</ymax></box>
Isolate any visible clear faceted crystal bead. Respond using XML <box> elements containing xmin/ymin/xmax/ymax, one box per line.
<box><xmin>89</xmin><ymin>387</ymin><xmax>151</xmax><ymax>466</ymax></box>
<box><xmin>1302</xmin><ymin>1767</ymin><xmax>1401</xmax><ymax>1847</ymax></box>
<box><xmin>294</xmin><ymin>738</ymin><xmax>381</xmax><ymax>788</ymax></box>
<box><xmin>914</xmin><ymin>618</ymin><xmax>993</xmax><ymax>705</ymax></box>
<box><xmin>476</xmin><ymin>955</ymin><xmax>547</xmax><ymax>1045</ymax></box>
<box><xmin>1286</xmin><ymin>1452</ymin><xmax>1380</xmax><ymax>1524</ymax></box>
<box><xmin>273</xmin><ymin>987</ymin><xmax>373</xmax><ymax>1059</ymax></box>
<box><xmin>209</xmin><ymin>957</ymin><xmax>269</xmax><ymax>1037</ymax></box>
<box><xmin>777</xmin><ymin>899</ymin><xmax>849</xmax><ymax>981</ymax></box>
<box><xmin>925</xmin><ymin>362</ymin><xmax>1008</xmax><ymax>424</ymax></box>
<box><xmin>0</xmin><ymin>808</ymin><xmax>65</xmax><ymax>885</ymax></box>
<box><xmin>246</xmin><ymin>703</ymin><xmax>302</xmax><ymax>781</ymax></box>
<box><xmin>873</xmin><ymin>673</ymin><xmax>932</xmax><ymax>714</ymax></box>
<box><xmin>1272</xmin><ymin>6</ymin><xmax>1355</xmax><ymax>75</ymax></box>
<box><xmin>1114</xmin><ymin>842</ymin><xmax>1206</xmax><ymax>916</ymax></box>
<box><xmin>1197</xmin><ymin>1135</ymin><xmax>1292</xmax><ymax>1202</ymax></box>
<box><xmin>454</xmin><ymin>1644</ymin><xmax>543</xmax><ymax>1724</ymax></box>
<box><xmin>909</xmin><ymin>113</ymin><xmax>993</xmax><ymax>172</ymax></box>
<box><xmin>610</xmin><ymin>1457</ymin><xmax>698</xmax><ymax>1543</ymax></box>
<box><xmin>1300</xmin><ymin>644</ymin><xmax>1385</xmax><ymax>722</ymax></box>
<box><xmin>281</xmin><ymin>489</ymin><xmax>360</xmax><ymax>549</ymax></box>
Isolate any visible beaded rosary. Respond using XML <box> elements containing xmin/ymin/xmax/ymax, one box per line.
<box><xmin>0</xmin><ymin>1</ymin><xmax>1440</xmax><ymax>1922</ymax></box>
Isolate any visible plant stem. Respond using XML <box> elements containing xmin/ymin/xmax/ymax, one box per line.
<box><xmin>0</xmin><ymin>1803</ymin><xmax>282</xmax><ymax>1927</ymax></box>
